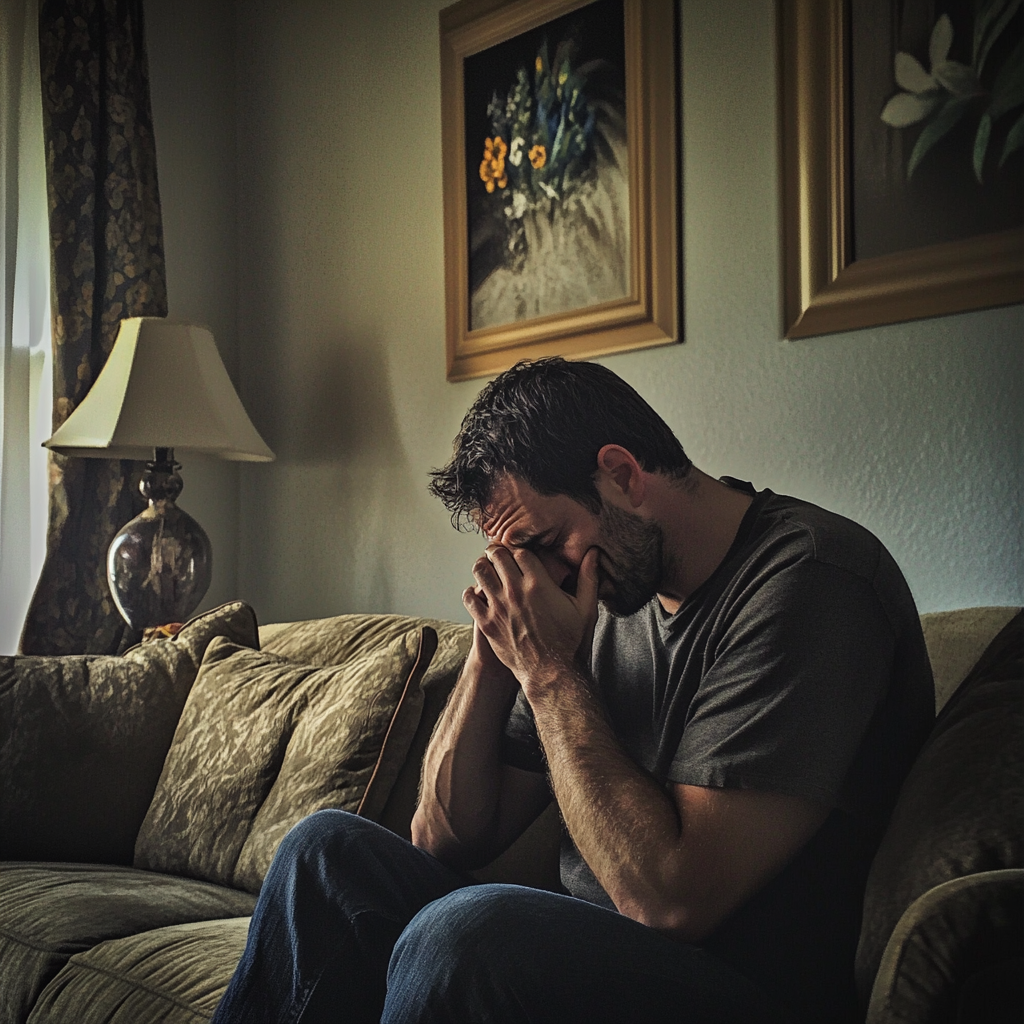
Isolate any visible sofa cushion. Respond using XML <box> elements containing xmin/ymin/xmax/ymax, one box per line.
<box><xmin>864</xmin><ymin>869</ymin><xmax>1023</xmax><ymax>1024</ymax></box>
<box><xmin>27</xmin><ymin>917</ymin><xmax>250</xmax><ymax>1024</ymax></box>
<box><xmin>0</xmin><ymin>863</ymin><xmax>255</xmax><ymax>1024</ymax></box>
<box><xmin>856</xmin><ymin>609</ymin><xmax>1023</xmax><ymax>1006</ymax></box>
<box><xmin>0</xmin><ymin>602</ymin><xmax>259</xmax><ymax>866</ymax></box>
<box><xmin>919</xmin><ymin>605</ymin><xmax>1020</xmax><ymax>712</ymax></box>
<box><xmin>259</xmin><ymin>611</ymin><xmax>471</xmax><ymax>691</ymax></box>
<box><xmin>134</xmin><ymin>626</ymin><xmax>438</xmax><ymax>892</ymax></box>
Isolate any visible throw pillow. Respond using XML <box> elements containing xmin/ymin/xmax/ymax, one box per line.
<box><xmin>133</xmin><ymin>626</ymin><xmax>437</xmax><ymax>893</ymax></box>
<box><xmin>0</xmin><ymin>601</ymin><xmax>260</xmax><ymax>865</ymax></box>
<box><xmin>855</xmin><ymin>609</ymin><xmax>1023</xmax><ymax>1005</ymax></box>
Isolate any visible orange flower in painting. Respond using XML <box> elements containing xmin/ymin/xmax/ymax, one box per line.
<box><xmin>528</xmin><ymin>143</ymin><xmax>546</xmax><ymax>169</ymax></box>
<box><xmin>479</xmin><ymin>136</ymin><xmax>508</xmax><ymax>193</ymax></box>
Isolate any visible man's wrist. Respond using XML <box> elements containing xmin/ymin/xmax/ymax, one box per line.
<box><xmin>462</xmin><ymin>647</ymin><xmax>521</xmax><ymax>701</ymax></box>
<box><xmin>520</xmin><ymin>659</ymin><xmax>595</xmax><ymax>708</ymax></box>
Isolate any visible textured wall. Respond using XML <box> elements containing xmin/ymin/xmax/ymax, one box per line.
<box><xmin>151</xmin><ymin>0</ymin><xmax>1023</xmax><ymax>625</ymax></box>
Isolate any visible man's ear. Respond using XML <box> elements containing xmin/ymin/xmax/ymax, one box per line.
<box><xmin>595</xmin><ymin>445</ymin><xmax>645</xmax><ymax>508</ymax></box>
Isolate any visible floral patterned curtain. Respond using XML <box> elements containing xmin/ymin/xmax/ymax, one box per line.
<box><xmin>19</xmin><ymin>0</ymin><xmax>167</xmax><ymax>655</ymax></box>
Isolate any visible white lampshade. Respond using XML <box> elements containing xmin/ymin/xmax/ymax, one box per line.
<box><xmin>43</xmin><ymin>317</ymin><xmax>275</xmax><ymax>462</ymax></box>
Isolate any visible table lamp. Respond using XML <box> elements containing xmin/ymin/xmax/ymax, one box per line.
<box><xmin>43</xmin><ymin>317</ymin><xmax>274</xmax><ymax>630</ymax></box>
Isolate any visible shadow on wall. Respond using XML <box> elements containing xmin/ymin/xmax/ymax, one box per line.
<box><xmin>289</xmin><ymin>329</ymin><xmax>402</xmax><ymax>469</ymax></box>
<box><xmin>262</xmin><ymin>329</ymin><xmax>423</xmax><ymax>617</ymax></box>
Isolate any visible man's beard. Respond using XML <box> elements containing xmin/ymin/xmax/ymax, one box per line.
<box><xmin>596</xmin><ymin>501</ymin><xmax>664</xmax><ymax>616</ymax></box>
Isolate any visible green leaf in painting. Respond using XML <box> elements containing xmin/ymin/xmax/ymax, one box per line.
<box><xmin>973</xmin><ymin>0</ymin><xmax>999</xmax><ymax>64</ymax></box>
<box><xmin>999</xmin><ymin>108</ymin><xmax>1024</xmax><ymax>165</ymax></box>
<box><xmin>987</xmin><ymin>33</ymin><xmax>1024</xmax><ymax>122</ymax></box>
<box><xmin>973</xmin><ymin>112</ymin><xmax>993</xmax><ymax>181</ymax></box>
<box><xmin>907</xmin><ymin>95</ymin><xmax>972</xmax><ymax>178</ymax></box>
<box><xmin>975</xmin><ymin>0</ymin><xmax>1022</xmax><ymax>76</ymax></box>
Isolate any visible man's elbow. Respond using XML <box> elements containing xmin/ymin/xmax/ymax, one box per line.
<box><xmin>410</xmin><ymin>802</ymin><xmax>491</xmax><ymax>870</ymax></box>
<box><xmin>618</xmin><ymin>893</ymin><xmax>722</xmax><ymax>944</ymax></box>
<box><xmin>409</xmin><ymin>805</ymin><xmax>432</xmax><ymax>852</ymax></box>
<box><xmin>410</xmin><ymin>804</ymin><xmax>456</xmax><ymax>860</ymax></box>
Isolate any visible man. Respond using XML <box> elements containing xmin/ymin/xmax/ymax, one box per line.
<box><xmin>214</xmin><ymin>358</ymin><xmax>933</xmax><ymax>1024</ymax></box>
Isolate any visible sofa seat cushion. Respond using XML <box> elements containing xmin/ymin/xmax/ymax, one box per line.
<box><xmin>134</xmin><ymin>626</ymin><xmax>438</xmax><ymax>892</ymax></box>
<box><xmin>0</xmin><ymin>601</ymin><xmax>260</xmax><ymax>866</ymax></box>
<box><xmin>28</xmin><ymin>917</ymin><xmax>250</xmax><ymax>1024</ymax></box>
<box><xmin>0</xmin><ymin>863</ymin><xmax>255</xmax><ymax>1024</ymax></box>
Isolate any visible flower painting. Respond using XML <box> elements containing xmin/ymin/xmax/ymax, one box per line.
<box><xmin>879</xmin><ymin>1</ymin><xmax>1024</xmax><ymax>183</ymax></box>
<box><xmin>463</xmin><ymin>0</ymin><xmax>629</xmax><ymax>330</ymax></box>
<box><xmin>778</xmin><ymin>0</ymin><xmax>1021</xmax><ymax>340</ymax></box>
<box><xmin>850</xmin><ymin>0</ymin><xmax>1022</xmax><ymax>262</ymax></box>
<box><xmin>440</xmin><ymin>0</ymin><xmax>677</xmax><ymax>380</ymax></box>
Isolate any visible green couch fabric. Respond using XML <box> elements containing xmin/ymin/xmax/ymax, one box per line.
<box><xmin>134</xmin><ymin>627</ymin><xmax>438</xmax><ymax>893</ymax></box>
<box><xmin>27</xmin><ymin>917</ymin><xmax>251</xmax><ymax>1024</ymax></box>
<box><xmin>258</xmin><ymin>612</ymin><xmax>472</xmax><ymax>692</ymax></box>
<box><xmin>856</xmin><ymin>610</ymin><xmax>1023</xmax><ymax>1016</ymax></box>
<box><xmin>0</xmin><ymin>602</ymin><xmax>259</xmax><ymax>866</ymax></box>
<box><xmin>865</xmin><ymin>869</ymin><xmax>1023</xmax><ymax>1024</ymax></box>
<box><xmin>0</xmin><ymin>863</ymin><xmax>256</xmax><ymax>1024</ymax></box>
<box><xmin>919</xmin><ymin>606</ymin><xmax>1020</xmax><ymax>712</ymax></box>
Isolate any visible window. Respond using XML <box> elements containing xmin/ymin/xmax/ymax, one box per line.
<box><xmin>1</xmin><ymin>0</ymin><xmax>52</xmax><ymax>653</ymax></box>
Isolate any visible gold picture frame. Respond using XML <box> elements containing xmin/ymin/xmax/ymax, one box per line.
<box><xmin>778</xmin><ymin>0</ymin><xmax>1024</xmax><ymax>340</ymax></box>
<box><xmin>440</xmin><ymin>0</ymin><xmax>678</xmax><ymax>381</ymax></box>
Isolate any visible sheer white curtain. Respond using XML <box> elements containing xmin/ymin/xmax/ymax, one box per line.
<box><xmin>0</xmin><ymin>0</ymin><xmax>52</xmax><ymax>654</ymax></box>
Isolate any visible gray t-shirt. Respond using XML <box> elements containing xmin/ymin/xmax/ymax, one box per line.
<box><xmin>503</xmin><ymin>482</ymin><xmax>934</xmax><ymax>1021</ymax></box>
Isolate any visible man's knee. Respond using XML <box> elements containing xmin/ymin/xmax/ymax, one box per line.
<box><xmin>276</xmin><ymin>808</ymin><xmax>361</xmax><ymax>860</ymax></box>
<box><xmin>398</xmin><ymin>884</ymin><xmax>531</xmax><ymax>952</ymax></box>
<box><xmin>386</xmin><ymin>885</ymin><xmax>537</xmax><ymax>1013</ymax></box>
<box><xmin>267</xmin><ymin>809</ymin><xmax>390</xmax><ymax>890</ymax></box>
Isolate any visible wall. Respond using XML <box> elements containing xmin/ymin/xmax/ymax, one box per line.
<box><xmin>151</xmin><ymin>0</ymin><xmax>1023</xmax><ymax>626</ymax></box>
<box><xmin>146</xmin><ymin>0</ymin><xmax>241</xmax><ymax>613</ymax></box>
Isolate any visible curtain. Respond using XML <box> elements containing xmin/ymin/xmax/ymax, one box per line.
<box><xmin>19</xmin><ymin>0</ymin><xmax>167</xmax><ymax>655</ymax></box>
<box><xmin>0</xmin><ymin>0</ymin><xmax>52</xmax><ymax>655</ymax></box>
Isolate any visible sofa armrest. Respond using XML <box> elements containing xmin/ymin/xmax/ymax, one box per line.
<box><xmin>865</xmin><ymin>869</ymin><xmax>1023</xmax><ymax>1024</ymax></box>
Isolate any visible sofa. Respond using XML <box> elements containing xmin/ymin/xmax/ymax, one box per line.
<box><xmin>0</xmin><ymin>600</ymin><xmax>1020</xmax><ymax>1024</ymax></box>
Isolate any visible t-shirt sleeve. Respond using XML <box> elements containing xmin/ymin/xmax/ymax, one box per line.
<box><xmin>670</xmin><ymin>558</ymin><xmax>896</xmax><ymax>811</ymax></box>
<box><xmin>501</xmin><ymin>687</ymin><xmax>546</xmax><ymax>772</ymax></box>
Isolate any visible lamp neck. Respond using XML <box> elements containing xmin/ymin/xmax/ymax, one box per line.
<box><xmin>140</xmin><ymin>447</ymin><xmax>183</xmax><ymax>503</ymax></box>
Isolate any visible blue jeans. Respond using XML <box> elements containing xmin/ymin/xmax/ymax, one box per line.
<box><xmin>212</xmin><ymin>810</ymin><xmax>795</xmax><ymax>1023</ymax></box>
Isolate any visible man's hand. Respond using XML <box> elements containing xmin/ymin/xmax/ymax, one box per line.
<box><xmin>463</xmin><ymin>544</ymin><xmax>600</xmax><ymax>693</ymax></box>
<box><xmin>411</xmin><ymin>583</ymin><xmax>552</xmax><ymax>868</ymax></box>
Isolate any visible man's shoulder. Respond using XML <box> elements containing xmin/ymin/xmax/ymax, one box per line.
<box><xmin>752</xmin><ymin>491</ymin><xmax>888</xmax><ymax>584</ymax></box>
<box><xmin>749</xmin><ymin>490</ymin><xmax>922</xmax><ymax>636</ymax></box>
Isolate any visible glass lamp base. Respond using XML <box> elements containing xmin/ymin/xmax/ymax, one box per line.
<box><xmin>106</xmin><ymin>450</ymin><xmax>212</xmax><ymax>630</ymax></box>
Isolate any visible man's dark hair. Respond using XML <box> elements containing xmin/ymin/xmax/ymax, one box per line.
<box><xmin>429</xmin><ymin>357</ymin><xmax>691</xmax><ymax>529</ymax></box>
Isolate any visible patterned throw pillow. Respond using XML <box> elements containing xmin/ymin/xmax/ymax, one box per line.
<box><xmin>0</xmin><ymin>602</ymin><xmax>260</xmax><ymax>864</ymax></box>
<box><xmin>133</xmin><ymin>626</ymin><xmax>437</xmax><ymax>893</ymax></box>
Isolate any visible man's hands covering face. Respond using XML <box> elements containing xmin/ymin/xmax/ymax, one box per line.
<box><xmin>463</xmin><ymin>544</ymin><xmax>600</xmax><ymax>694</ymax></box>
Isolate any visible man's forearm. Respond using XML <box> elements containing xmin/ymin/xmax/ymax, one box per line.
<box><xmin>525</xmin><ymin>666</ymin><xmax>695</xmax><ymax>930</ymax></box>
<box><xmin>411</xmin><ymin>650</ymin><xmax>523</xmax><ymax>867</ymax></box>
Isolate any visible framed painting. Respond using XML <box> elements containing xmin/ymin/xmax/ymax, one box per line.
<box><xmin>779</xmin><ymin>0</ymin><xmax>1024</xmax><ymax>339</ymax></box>
<box><xmin>440</xmin><ymin>0</ymin><xmax>678</xmax><ymax>381</ymax></box>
